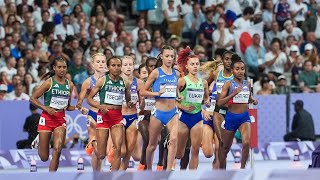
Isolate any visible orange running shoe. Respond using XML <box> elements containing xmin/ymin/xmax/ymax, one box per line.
<box><xmin>156</xmin><ymin>165</ymin><xmax>163</xmax><ymax>171</ymax></box>
<box><xmin>85</xmin><ymin>137</ymin><xmax>96</xmax><ymax>156</ymax></box>
<box><xmin>107</xmin><ymin>146</ymin><xmax>114</xmax><ymax>163</ymax></box>
<box><xmin>137</xmin><ymin>163</ymin><xmax>145</xmax><ymax>171</ymax></box>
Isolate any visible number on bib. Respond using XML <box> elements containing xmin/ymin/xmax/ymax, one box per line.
<box><xmin>39</xmin><ymin>117</ymin><xmax>46</xmax><ymax>126</ymax></box>
<box><xmin>97</xmin><ymin>115</ymin><xmax>103</xmax><ymax>124</ymax></box>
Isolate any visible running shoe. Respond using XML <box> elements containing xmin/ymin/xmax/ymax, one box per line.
<box><xmin>85</xmin><ymin>137</ymin><xmax>96</xmax><ymax>156</ymax></box>
<box><xmin>137</xmin><ymin>163</ymin><xmax>145</xmax><ymax>171</ymax></box>
<box><xmin>31</xmin><ymin>134</ymin><xmax>39</xmax><ymax>149</ymax></box>
<box><xmin>156</xmin><ymin>165</ymin><xmax>163</xmax><ymax>171</ymax></box>
<box><xmin>107</xmin><ymin>146</ymin><xmax>114</xmax><ymax>163</ymax></box>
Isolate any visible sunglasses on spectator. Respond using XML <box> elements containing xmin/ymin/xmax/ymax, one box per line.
<box><xmin>91</xmin><ymin>49</ymin><xmax>98</xmax><ymax>52</ymax></box>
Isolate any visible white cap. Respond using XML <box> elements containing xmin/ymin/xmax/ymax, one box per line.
<box><xmin>278</xmin><ymin>75</ymin><xmax>286</xmax><ymax>81</ymax></box>
<box><xmin>60</xmin><ymin>1</ymin><xmax>68</xmax><ymax>6</ymax></box>
<box><xmin>290</xmin><ymin>45</ymin><xmax>299</xmax><ymax>52</ymax></box>
<box><xmin>0</xmin><ymin>84</ymin><xmax>7</xmax><ymax>92</ymax></box>
<box><xmin>305</xmin><ymin>43</ymin><xmax>313</xmax><ymax>51</ymax></box>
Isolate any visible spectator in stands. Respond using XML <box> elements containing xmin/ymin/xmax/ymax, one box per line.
<box><xmin>5</xmin><ymin>83</ymin><xmax>29</xmax><ymax>100</ymax></box>
<box><xmin>180</xmin><ymin>0</ymin><xmax>193</xmax><ymax>16</ymax></box>
<box><xmin>280</xmin><ymin>20</ymin><xmax>304</xmax><ymax>46</ymax></box>
<box><xmin>21</xmin><ymin>20</ymin><xmax>35</xmax><ymax>45</ymax></box>
<box><xmin>0</xmin><ymin>84</ymin><xmax>7</xmax><ymax>100</ymax></box>
<box><xmin>300</xmin><ymin>32</ymin><xmax>320</xmax><ymax>54</ymax></box>
<box><xmin>253</xmin><ymin>73</ymin><xmax>276</xmax><ymax>95</ymax></box>
<box><xmin>288</xmin><ymin>45</ymin><xmax>300</xmax><ymax>64</ymax></box>
<box><xmin>198</xmin><ymin>10</ymin><xmax>216</xmax><ymax>58</ymax></box>
<box><xmin>150</xmin><ymin>37</ymin><xmax>162</xmax><ymax>58</ymax></box>
<box><xmin>0</xmin><ymin>56</ymin><xmax>17</xmax><ymax>80</ymax></box>
<box><xmin>291</xmin><ymin>55</ymin><xmax>304</xmax><ymax>87</ymax></box>
<box><xmin>257</xmin><ymin>76</ymin><xmax>273</xmax><ymax>95</ymax></box>
<box><xmin>164</xmin><ymin>0</ymin><xmax>183</xmax><ymax>36</ymax></box>
<box><xmin>168</xmin><ymin>35</ymin><xmax>181</xmax><ymax>51</ymax></box>
<box><xmin>262</xmin><ymin>0</ymin><xmax>274</xmax><ymax>31</ymax></box>
<box><xmin>274</xmin><ymin>0</ymin><xmax>291</xmax><ymax>28</ymax></box>
<box><xmin>16</xmin><ymin>103</ymin><xmax>40</xmax><ymax>149</ymax></box>
<box><xmin>290</xmin><ymin>0</ymin><xmax>308</xmax><ymax>28</ymax></box>
<box><xmin>36</xmin><ymin>10</ymin><xmax>50</xmax><ymax>32</ymax></box>
<box><xmin>284</xmin><ymin>100</ymin><xmax>315</xmax><ymax>141</ymax></box>
<box><xmin>135</xmin><ymin>41</ymin><xmax>149</xmax><ymax>69</ymax></box>
<box><xmin>299</xmin><ymin>60</ymin><xmax>320</xmax><ymax>93</ymax></box>
<box><xmin>303</xmin><ymin>43</ymin><xmax>319</xmax><ymax>72</ymax></box>
<box><xmin>11</xmin><ymin>40</ymin><xmax>26</xmax><ymax>59</ymax></box>
<box><xmin>182</xmin><ymin>2</ymin><xmax>205</xmax><ymax>47</ymax></box>
<box><xmin>231</xmin><ymin>6</ymin><xmax>254</xmax><ymax>32</ymax></box>
<box><xmin>285</xmin><ymin>35</ymin><xmax>298</xmax><ymax>55</ymax></box>
<box><xmin>245</xmin><ymin>33</ymin><xmax>267</xmax><ymax>79</ymax></box>
<box><xmin>68</xmin><ymin>51</ymin><xmax>88</xmax><ymax>92</ymax></box>
<box><xmin>55</xmin><ymin>14</ymin><xmax>75</xmax><ymax>42</ymax></box>
<box><xmin>264</xmin><ymin>38</ymin><xmax>289</xmax><ymax>77</ymax></box>
<box><xmin>0</xmin><ymin>46</ymin><xmax>12</xmax><ymax>69</ymax></box>
<box><xmin>22</xmin><ymin>73</ymin><xmax>36</xmax><ymax>96</ymax></box>
<box><xmin>273</xmin><ymin>75</ymin><xmax>290</xmax><ymax>94</ymax></box>
<box><xmin>131</xmin><ymin>18</ymin><xmax>151</xmax><ymax>48</ymax></box>
<box><xmin>213</xmin><ymin>17</ymin><xmax>235</xmax><ymax>51</ymax></box>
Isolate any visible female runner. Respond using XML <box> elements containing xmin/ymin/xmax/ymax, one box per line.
<box><xmin>140</xmin><ymin>45</ymin><xmax>181</xmax><ymax>170</ymax></box>
<box><xmin>175</xmin><ymin>47</ymin><xmax>210</xmax><ymax>169</ymax></box>
<box><xmin>87</xmin><ymin>56</ymin><xmax>133</xmax><ymax>171</ymax></box>
<box><xmin>76</xmin><ymin>53</ymin><xmax>107</xmax><ymax>171</ymax></box>
<box><xmin>30</xmin><ymin>57</ymin><xmax>76</xmax><ymax>171</ymax></box>
<box><xmin>218</xmin><ymin>54</ymin><xmax>258</xmax><ymax>169</ymax></box>
<box><xmin>120</xmin><ymin>56</ymin><xmax>144</xmax><ymax>170</ymax></box>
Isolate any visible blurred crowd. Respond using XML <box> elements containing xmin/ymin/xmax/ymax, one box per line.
<box><xmin>0</xmin><ymin>0</ymin><xmax>320</xmax><ymax>101</ymax></box>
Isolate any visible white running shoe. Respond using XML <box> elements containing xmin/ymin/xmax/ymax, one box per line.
<box><xmin>31</xmin><ymin>134</ymin><xmax>39</xmax><ymax>149</ymax></box>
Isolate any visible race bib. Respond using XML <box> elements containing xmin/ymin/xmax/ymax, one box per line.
<box><xmin>216</xmin><ymin>82</ymin><xmax>224</xmax><ymax>93</ymax></box>
<box><xmin>39</xmin><ymin>117</ymin><xmax>46</xmax><ymax>126</ymax></box>
<box><xmin>49</xmin><ymin>96</ymin><xmax>69</xmax><ymax>109</ymax></box>
<box><xmin>138</xmin><ymin>115</ymin><xmax>145</xmax><ymax>122</ymax></box>
<box><xmin>160</xmin><ymin>84</ymin><xmax>176</xmax><ymax>98</ymax></box>
<box><xmin>104</xmin><ymin>92</ymin><xmax>124</xmax><ymax>105</ymax></box>
<box><xmin>186</xmin><ymin>88</ymin><xmax>204</xmax><ymax>103</ymax></box>
<box><xmin>233</xmin><ymin>91</ymin><xmax>250</xmax><ymax>103</ymax></box>
<box><xmin>206</xmin><ymin>99</ymin><xmax>216</xmax><ymax>112</ymax></box>
<box><xmin>144</xmin><ymin>98</ymin><xmax>155</xmax><ymax>111</ymax></box>
<box><xmin>97</xmin><ymin>115</ymin><xmax>103</xmax><ymax>124</ymax></box>
<box><xmin>93</xmin><ymin>93</ymin><xmax>100</xmax><ymax>102</ymax></box>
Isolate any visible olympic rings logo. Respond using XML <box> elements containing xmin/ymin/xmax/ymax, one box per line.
<box><xmin>65</xmin><ymin>114</ymin><xmax>88</xmax><ymax>138</ymax></box>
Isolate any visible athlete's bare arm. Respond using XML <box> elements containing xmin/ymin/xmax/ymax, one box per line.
<box><xmin>30</xmin><ymin>78</ymin><xmax>51</xmax><ymax>112</ymax></box>
<box><xmin>87</xmin><ymin>77</ymin><xmax>105</xmax><ymax>110</ymax></box>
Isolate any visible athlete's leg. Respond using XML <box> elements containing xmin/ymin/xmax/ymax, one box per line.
<box><xmin>110</xmin><ymin>124</ymin><xmax>124</xmax><ymax>170</ymax></box>
<box><xmin>166</xmin><ymin>114</ymin><xmax>179</xmax><ymax>171</ymax></box>
<box><xmin>120</xmin><ymin>121</ymin><xmax>138</xmax><ymax>170</ymax></box>
<box><xmin>219</xmin><ymin>129</ymin><xmax>235</xmax><ymax>169</ymax></box>
<box><xmin>146</xmin><ymin>116</ymin><xmax>162</xmax><ymax>169</ymax></box>
<box><xmin>38</xmin><ymin>131</ymin><xmax>52</xmax><ymax>162</ymax></box>
<box><xmin>49</xmin><ymin>127</ymin><xmax>66</xmax><ymax>171</ymax></box>
<box><xmin>180</xmin><ymin>138</ymin><xmax>190</xmax><ymax>170</ymax></box>
<box><xmin>131</xmin><ymin>132</ymin><xmax>142</xmax><ymax>161</ymax></box>
<box><xmin>87</xmin><ymin>119</ymin><xmax>102</xmax><ymax>171</ymax></box>
<box><xmin>157</xmin><ymin>126</ymin><xmax>168</xmax><ymax>169</ymax></box>
<box><xmin>189</xmin><ymin>121</ymin><xmax>203</xmax><ymax>169</ymax></box>
<box><xmin>201</xmin><ymin>124</ymin><xmax>214</xmax><ymax>158</ymax></box>
<box><xmin>95</xmin><ymin>128</ymin><xmax>109</xmax><ymax>160</ymax></box>
<box><xmin>238</xmin><ymin>122</ymin><xmax>251</xmax><ymax>169</ymax></box>
<box><xmin>176</xmin><ymin>120</ymin><xmax>189</xmax><ymax>159</ymax></box>
<box><xmin>213</xmin><ymin>133</ymin><xmax>220</xmax><ymax>169</ymax></box>
<box><xmin>138</xmin><ymin>119</ymin><xmax>149</xmax><ymax>167</ymax></box>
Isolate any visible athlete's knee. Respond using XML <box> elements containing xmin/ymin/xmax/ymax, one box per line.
<box><xmin>203</xmin><ymin>148</ymin><xmax>213</xmax><ymax>158</ymax></box>
<box><xmin>147</xmin><ymin>143</ymin><xmax>157</xmax><ymax>152</ymax></box>
<box><xmin>191</xmin><ymin>146</ymin><xmax>200</xmax><ymax>156</ymax></box>
<box><xmin>39</xmin><ymin>152</ymin><xmax>49</xmax><ymax>161</ymax></box>
<box><xmin>168</xmin><ymin>136</ymin><xmax>177</xmax><ymax>148</ymax></box>
<box><xmin>52</xmin><ymin>144</ymin><xmax>63</xmax><ymax>154</ymax></box>
<box><xmin>242</xmin><ymin>140</ymin><xmax>250</xmax><ymax>149</ymax></box>
<box><xmin>96</xmin><ymin>152</ymin><xmax>106</xmax><ymax>160</ymax></box>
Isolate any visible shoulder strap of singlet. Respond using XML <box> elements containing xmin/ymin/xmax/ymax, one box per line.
<box><xmin>90</xmin><ymin>76</ymin><xmax>96</xmax><ymax>89</ymax></box>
